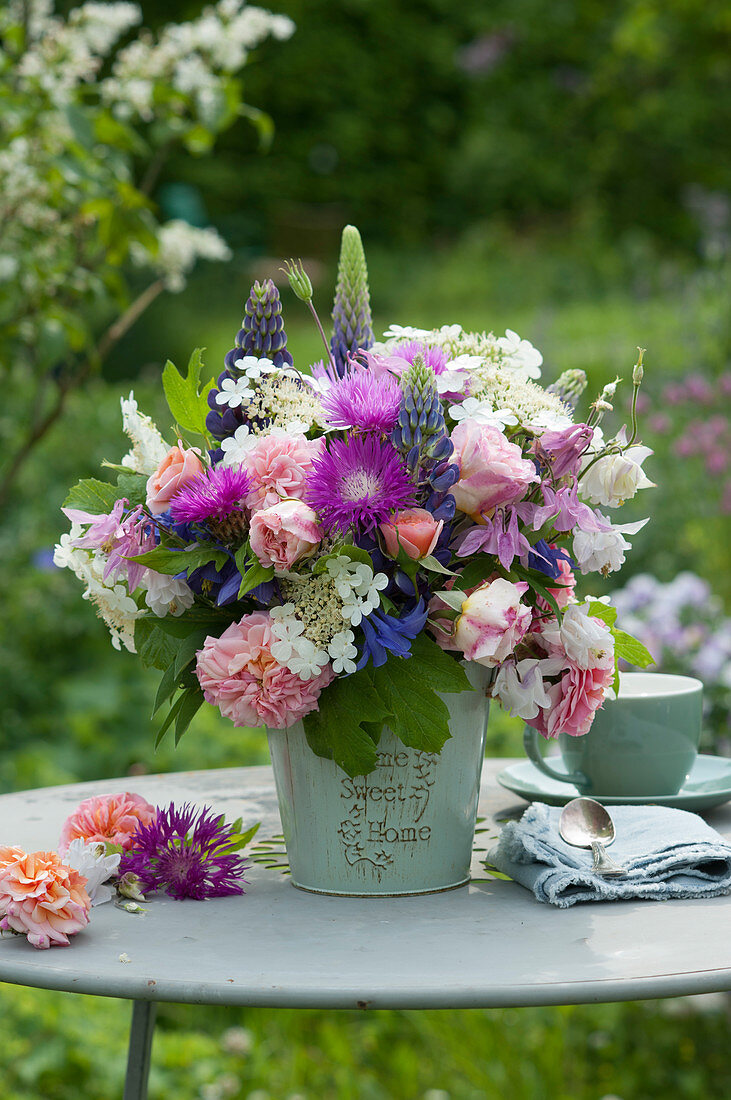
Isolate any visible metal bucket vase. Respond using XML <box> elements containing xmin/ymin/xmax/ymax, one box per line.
<box><xmin>266</xmin><ymin>663</ymin><xmax>491</xmax><ymax>896</ymax></box>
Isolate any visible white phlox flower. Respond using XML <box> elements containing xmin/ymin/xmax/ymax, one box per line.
<box><xmin>215</xmin><ymin>376</ymin><xmax>254</xmax><ymax>408</ymax></box>
<box><xmin>64</xmin><ymin>839</ymin><xmax>121</xmax><ymax>907</ymax></box>
<box><xmin>493</xmin><ymin>658</ymin><xmax>553</xmax><ymax>721</ymax></box>
<box><xmin>327</xmin><ymin>630</ymin><xmax>358</xmax><ymax>675</ymax></box>
<box><xmin>448</xmin><ymin>396</ymin><xmax>518</xmax><ymax>430</ymax></box>
<box><xmin>220</xmin><ymin>425</ymin><xmax>258</xmax><ymax>467</ymax></box>
<box><xmin>233</xmin><ymin>355</ymin><xmax>276</xmax><ymax>380</ymax></box>
<box><xmin>496</xmin><ymin>329</ymin><xmax>543</xmax><ymax>379</ymax></box>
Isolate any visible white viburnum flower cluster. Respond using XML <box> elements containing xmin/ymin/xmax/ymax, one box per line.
<box><xmin>467</xmin><ymin>363</ymin><xmax>573</xmax><ymax>432</ymax></box>
<box><xmin>10</xmin><ymin>2</ymin><xmax>142</xmax><ymax>104</ymax></box>
<box><xmin>269</xmin><ymin>605</ymin><xmax>330</xmax><ymax>681</ymax></box>
<box><xmin>53</xmin><ymin>531</ymin><xmax>143</xmax><ymax>652</ymax></box>
<box><xmin>120</xmin><ymin>392</ymin><xmax>170</xmax><ymax>475</ymax></box>
<box><xmin>379</xmin><ymin>323</ymin><xmax>542</xmax><ymax>381</ymax></box>
<box><xmin>100</xmin><ymin>1</ymin><xmax>294</xmax><ymax>123</ymax></box>
<box><xmin>131</xmin><ymin>221</ymin><xmax>232</xmax><ymax>293</ymax></box>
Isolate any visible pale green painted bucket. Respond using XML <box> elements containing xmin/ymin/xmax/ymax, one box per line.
<box><xmin>267</xmin><ymin>663</ymin><xmax>491</xmax><ymax>896</ymax></box>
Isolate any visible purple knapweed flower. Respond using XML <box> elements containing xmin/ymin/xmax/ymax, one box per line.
<box><xmin>305</xmin><ymin>435</ymin><xmax>415</xmax><ymax>535</ymax></box>
<box><xmin>320</xmin><ymin>366</ymin><xmax>401</xmax><ymax>433</ymax></box>
<box><xmin>119</xmin><ymin>803</ymin><xmax>249</xmax><ymax>901</ymax></box>
<box><xmin>169</xmin><ymin>465</ymin><xmax>251</xmax><ymax>524</ymax></box>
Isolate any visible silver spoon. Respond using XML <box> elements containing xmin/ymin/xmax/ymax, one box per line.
<box><xmin>558</xmin><ymin>797</ymin><xmax>626</xmax><ymax>877</ymax></box>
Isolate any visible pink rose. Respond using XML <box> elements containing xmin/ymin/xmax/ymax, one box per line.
<box><xmin>0</xmin><ymin>849</ymin><xmax>91</xmax><ymax>949</ymax></box>
<box><xmin>453</xmin><ymin>578</ymin><xmax>532</xmax><ymax>666</ymax></box>
<box><xmin>249</xmin><ymin>499</ymin><xmax>323</xmax><ymax>572</ymax></box>
<box><xmin>380</xmin><ymin>508</ymin><xmax>443</xmax><ymax>560</ymax></box>
<box><xmin>448</xmin><ymin>419</ymin><xmax>538</xmax><ymax>519</ymax></box>
<box><xmin>196</xmin><ymin>613</ymin><xmax>334</xmax><ymax>729</ymax></box>
<box><xmin>243</xmin><ymin>432</ymin><xmax>323</xmax><ymax>512</ymax></box>
<box><xmin>528</xmin><ymin>660</ymin><xmax>616</xmax><ymax>740</ymax></box>
<box><xmin>146</xmin><ymin>445</ymin><xmax>204</xmax><ymax>515</ymax></box>
<box><xmin>58</xmin><ymin>792</ymin><xmax>157</xmax><ymax>854</ymax></box>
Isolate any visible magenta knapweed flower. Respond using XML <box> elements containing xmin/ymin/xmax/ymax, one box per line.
<box><xmin>119</xmin><ymin>803</ymin><xmax>249</xmax><ymax>900</ymax></box>
<box><xmin>320</xmin><ymin>367</ymin><xmax>401</xmax><ymax>433</ymax></box>
<box><xmin>169</xmin><ymin>465</ymin><xmax>251</xmax><ymax>524</ymax></box>
<box><xmin>305</xmin><ymin>434</ymin><xmax>415</xmax><ymax>535</ymax></box>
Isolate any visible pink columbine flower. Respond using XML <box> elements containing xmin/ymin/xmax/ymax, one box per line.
<box><xmin>58</xmin><ymin>792</ymin><xmax>157</xmax><ymax>854</ymax></box>
<box><xmin>380</xmin><ymin>508</ymin><xmax>443</xmax><ymax>561</ymax></box>
<box><xmin>62</xmin><ymin>498</ymin><xmax>127</xmax><ymax>550</ymax></box>
<box><xmin>453</xmin><ymin>578</ymin><xmax>533</xmax><ymax>667</ymax></box>
<box><xmin>196</xmin><ymin>613</ymin><xmax>334</xmax><ymax>728</ymax></box>
<box><xmin>448</xmin><ymin>419</ymin><xmax>538</xmax><ymax>519</ymax></box>
<box><xmin>242</xmin><ymin>431</ymin><xmax>323</xmax><ymax>513</ymax></box>
<box><xmin>0</xmin><ymin>849</ymin><xmax>91</xmax><ymax>949</ymax></box>
<box><xmin>146</xmin><ymin>444</ymin><xmax>205</xmax><ymax>515</ymax></box>
<box><xmin>249</xmin><ymin>499</ymin><xmax>323</xmax><ymax>572</ymax></box>
<box><xmin>531</xmin><ymin>423</ymin><xmax>593</xmax><ymax>479</ymax></box>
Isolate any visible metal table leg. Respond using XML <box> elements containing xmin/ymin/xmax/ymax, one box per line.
<box><xmin>123</xmin><ymin>999</ymin><xmax>157</xmax><ymax>1100</ymax></box>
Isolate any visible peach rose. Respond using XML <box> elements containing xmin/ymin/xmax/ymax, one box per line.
<box><xmin>249</xmin><ymin>499</ymin><xmax>323</xmax><ymax>572</ymax></box>
<box><xmin>58</xmin><ymin>792</ymin><xmax>157</xmax><ymax>854</ymax></box>
<box><xmin>449</xmin><ymin>419</ymin><xmax>538</xmax><ymax>520</ymax></box>
<box><xmin>0</xmin><ymin>849</ymin><xmax>91</xmax><ymax>949</ymax></box>
<box><xmin>380</xmin><ymin>508</ymin><xmax>443</xmax><ymax>560</ymax></box>
<box><xmin>146</xmin><ymin>444</ymin><xmax>204</xmax><ymax>515</ymax></box>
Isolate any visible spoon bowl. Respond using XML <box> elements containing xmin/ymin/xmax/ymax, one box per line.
<box><xmin>559</xmin><ymin>797</ymin><xmax>626</xmax><ymax>876</ymax></box>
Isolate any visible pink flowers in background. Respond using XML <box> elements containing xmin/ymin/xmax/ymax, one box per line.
<box><xmin>196</xmin><ymin>613</ymin><xmax>334</xmax><ymax>728</ymax></box>
<box><xmin>249</xmin><ymin>499</ymin><xmax>323</xmax><ymax>572</ymax></box>
<box><xmin>380</xmin><ymin>508</ymin><xmax>443</xmax><ymax>560</ymax></box>
<box><xmin>0</xmin><ymin>847</ymin><xmax>91</xmax><ymax>949</ymax></box>
<box><xmin>58</xmin><ymin>791</ymin><xmax>157</xmax><ymax>854</ymax></box>
<box><xmin>449</xmin><ymin>420</ymin><xmax>538</xmax><ymax>519</ymax></box>
<box><xmin>146</xmin><ymin>444</ymin><xmax>204</xmax><ymax>514</ymax></box>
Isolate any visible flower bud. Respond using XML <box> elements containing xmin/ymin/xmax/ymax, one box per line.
<box><xmin>117</xmin><ymin>872</ymin><xmax>146</xmax><ymax>902</ymax></box>
<box><xmin>633</xmin><ymin>348</ymin><xmax>645</xmax><ymax>385</ymax></box>
<box><xmin>281</xmin><ymin>259</ymin><xmax>313</xmax><ymax>303</ymax></box>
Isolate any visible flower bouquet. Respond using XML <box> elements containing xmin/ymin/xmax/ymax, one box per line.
<box><xmin>56</xmin><ymin>225</ymin><xmax>653</xmax><ymax>894</ymax></box>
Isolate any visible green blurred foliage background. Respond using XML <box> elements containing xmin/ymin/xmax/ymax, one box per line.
<box><xmin>2</xmin><ymin>3</ymin><xmax>731</xmax><ymax>1097</ymax></box>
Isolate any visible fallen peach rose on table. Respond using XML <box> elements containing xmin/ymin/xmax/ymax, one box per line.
<box><xmin>58</xmin><ymin>791</ymin><xmax>157</xmax><ymax>854</ymax></box>
<box><xmin>0</xmin><ymin>848</ymin><xmax>91</xmax><ymax>949</ymax></box>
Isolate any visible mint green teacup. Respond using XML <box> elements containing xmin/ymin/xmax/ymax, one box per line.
<box><xmin>523</xmin><ymin>672</ymin><xmax>703</xmax><ymax>797</ymax></box>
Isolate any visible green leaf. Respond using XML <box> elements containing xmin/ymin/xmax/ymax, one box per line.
<box><xmin>161</xmin><ymin>348</ymin><xmax>215</xmax><ymax>436</ymax></box>
<box><xmin>134</xmin><ymin>620</ymin><xmax>179</xmax><ymax>670</ymax></box>
<box><xmin>152</xmin><ymin>662</ymin><xmax>179</xmax><ymax>716</ymax></box>
<box><xmin>127</xmin><ymin>544</ymin><xmax>230</xmax><ymax>576</ymax></box>
<box><xmin>510</xmin><ymin>562</ymin><xmax>564</xmax><ymax>620</ymax></box>
<box><xmin>455</xmin><ymin>558</ymin><xmax>491</xmax><ymax>591</ymax></box>
<box><xmin>434</xmin><ymin>588</ymin><xmax>466</xmax><ymax>613</ymax></box>
<box><xmin>151</xmin><ymin>609</ymin><xmax>232</xmax><ymax>639</ymax></box>
<box><xmin>419</xmin><ymin>554</ymin><xmax>458</xmax><ymax>576</ymax></box>
<box><xmin>313</xmin><ymin>544</ymin><xmax>374</xmax><ymax>575</ymax></box>
<box><xmin>154</xmin><ymin>693</ymin><xmax>186</xmax><ymax>749</ymax></box>
<box><xmin>585</xmin><ymin>600</ymin><xmax>618</xmax><ymax>627</ymax></box>
<box><xmin>174</xmin><ymin>687</ymin><xmax>204</xmax><ymax>745</ymax></box>
<box><xmin>408</xmin><ymin>634</ymin><xmax>473</xmax><ymax>694</ymax></box>
<box><xmin>367</xmin><ymin>636</ymin><xmax>472</xmax><ymax>757</ymax></box>
<box><xmin>612</xmin><ymin>630</ymin><xmax>655</xmax><ymax>669</ymax></box>
<box><xmin>173</xmin><ymin>630</ymin><xmax>208</xmax><ymax>677</ymax></box>
<box><xmin>63</xmin><ymin>478</ymin><xmax>119</xmax><ymax>514</ymax></box>
<box><xmin>238</xmin><ymin>559</ymin><xmax>274</xmax><ymax>598</ymax></box>
<box><xmin>115</xmin><ymin>472</ymin><xmax>148</xmax><ymax>507</ymax></box>
<box><xmin>302</xmin><ymin>670</ymin><xmax>391</xmax><ymax>777</ymax></box>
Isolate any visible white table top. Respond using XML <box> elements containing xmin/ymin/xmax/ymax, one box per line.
<box><xmin>1</xmin><ymin>760</ymin><xmax>730</xmax><ymax>1010</ymax></box>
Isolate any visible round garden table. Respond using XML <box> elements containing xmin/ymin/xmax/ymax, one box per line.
<box><xmin>1</xmin><ymin>760</ymin><xmax>731</xmax><ymax>1099</ymax></box>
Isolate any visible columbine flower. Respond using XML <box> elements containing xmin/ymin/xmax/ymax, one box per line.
<box><xmin>320</xmin><ymin>367</ymin><xmax>401</xmax><ymax>433</ymax></box>
<box><xmin>169</xmin><ymin>465</ymin><xmax>251</xmax><ymax>524</ymax></box>
<box><xmin>63</xmin><ymin>839</ymin><xmax>121</xmax><ymax>907</ymax></box>
<box><xmin>306</xmin><ymin>435</ymin><xmax>415</xmax><ymax>536</ymax></box>
<box><xmin>215</xmin><ymin>376</ymin><xmax>255</xmax><ymax>408</ymax></box>
<box><xmin>119</xmin><ymin>803</ymin><xmax>249</xmax><ymax>901</ymax></box>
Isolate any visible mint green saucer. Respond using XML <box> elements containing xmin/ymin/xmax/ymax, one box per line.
<box><xmin>497</xmin><ymin>753</ymin><xmax>731</xmax><ymax>811</ymax></box>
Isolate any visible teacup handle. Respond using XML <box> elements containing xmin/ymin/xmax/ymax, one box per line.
<box><xmin>523</xmin><ymin>726</ymin><xmax>588</xmax><ymax>787</ymax></box>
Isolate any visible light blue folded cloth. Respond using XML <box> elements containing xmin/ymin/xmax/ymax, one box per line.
<box><xmin>490</xmin><ymin>802</ymin><xmax>731</xmax><ymax>907</ymax></box>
